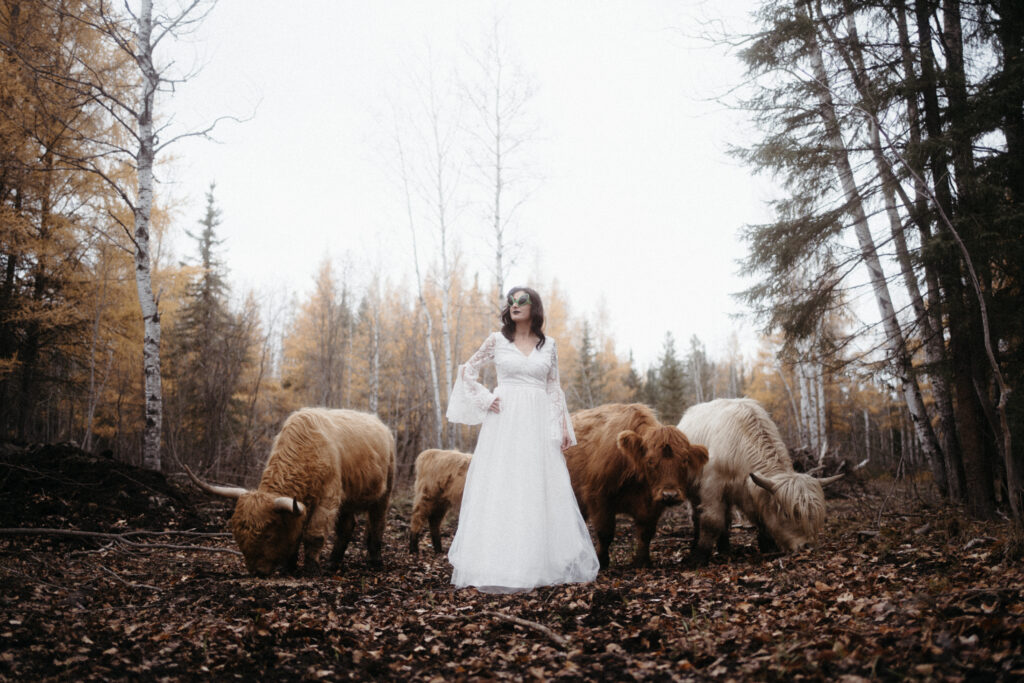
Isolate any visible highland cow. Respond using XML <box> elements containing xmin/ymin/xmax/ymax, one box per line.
<box><xmin>408</xmin><ymin>449</ymin><xmax>472</xmax><ymax>554</ymax></box>
<box><xmin>679</xmin><ymin>398</ymin><xmax>842</xmax><ymax>564</ymax></box>
<box><xmin>564</xmin><ymin>403</ymin><xmax>708</xmax><ymax>569</ymax></box>
<box><xmin>187</xmin><ymin>408</ymin><xmax>395</xmax><ymax>576</ymax></box>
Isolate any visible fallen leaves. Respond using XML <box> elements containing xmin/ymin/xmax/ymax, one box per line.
<box><xmin>1</xmin><ymin>444</ymin><xmax>1023</xmax><ymax>679</ymax></box>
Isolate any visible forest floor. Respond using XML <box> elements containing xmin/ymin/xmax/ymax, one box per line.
<box><xmin>0</xmin><ymin>443</ymin><xmax>1022</xmax><ymax>681</ymax></box>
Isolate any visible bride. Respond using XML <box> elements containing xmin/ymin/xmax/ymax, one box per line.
<box><xmin>446</xmin><ymin>286</ymin><xmax>599</xmax><ymax>593</ymax></box>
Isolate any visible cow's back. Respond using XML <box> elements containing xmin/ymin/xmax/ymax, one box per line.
<box><xmin>566</xmin><ymin>403</ymin><xmax>658</xmax><ymax>502</ymax></box>
<box><xmin>261</xmin><ymin>408</ymin><xmax>394</xmax><ymax>509</ymax></box>
<box><xmin>680</xmin><ymin>398</ymin><xmax>791</xmax><ymax>479</ymax></box>
<box><xmin>326</xmin><ymin>409</ymin><xmax>395</xmax><ymax>507</ymax></box>
<box><xmin>413</xmin><ymin>449</ymin><xmax>471</xmax><ymax>506</ymax></box>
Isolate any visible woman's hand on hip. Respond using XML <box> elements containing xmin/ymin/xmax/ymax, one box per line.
<box><xmin>488</xmin><ymin>397</ymin><xmax>501</xmax><ymax>413</ymax></box>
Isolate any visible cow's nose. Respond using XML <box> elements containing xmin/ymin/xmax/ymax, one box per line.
<box><xmin>661</xmin><ymin>490</ymin><xmax>681</xmax><ymax>504</ymax></box>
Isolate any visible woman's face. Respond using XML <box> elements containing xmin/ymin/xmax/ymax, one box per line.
<box><xmin>508</xmin><ymin>290</ymin><xmax>532</xmax><ymax>324</ymax></box>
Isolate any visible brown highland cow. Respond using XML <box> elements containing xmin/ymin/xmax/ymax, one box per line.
<box><xmin>187</xmin><ymin>408</ymin><xmax>395</xmax><ymax>576</ymax></box>
<box><xmin>564</xmin><ymin>403</ymin><xmax>708</xmax><ymax>569</ymax></box>
<box><xmin>408</xmin><ymin>449</ymin><xmax>472</xmax><ymax>554</ymax></box>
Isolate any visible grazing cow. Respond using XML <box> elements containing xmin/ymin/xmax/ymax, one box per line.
<box><xmin>679</xmin><ymin>398</ymin><xmax>842</xmax><ymax>564</ymax></box>
<box><xmin>564</xmin><ymin>403</ymin><xmax>708</xmax><ymax>569</ymax></box>
<box><xmin>187</xmin><ymin>408</ymin><xmax>395</xmax><ymax>576</ymax></box>
<box><xmin>408</xmin><ymin>449</ymin><xmax>472</xmax><ymax>554</ymax></box>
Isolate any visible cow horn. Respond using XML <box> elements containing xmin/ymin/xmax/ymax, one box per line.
<box><xmin>750</xmin><ymin>471</ymin><xmax>779</xmax><ymax>494</ymax></box>
<box><xmin>184</xmin><ymin>465</ymin><xmax>248</xmax><ymax>499</ymax></box>
<box><xmin>818</xmin><ymin>473</ymin><xmax>845</xmax><ymax>487</ymax></box>
<box><xmin>273</xmin><ymin>497</ymin><xmax>305</xmax><ymax>515</ymax></box>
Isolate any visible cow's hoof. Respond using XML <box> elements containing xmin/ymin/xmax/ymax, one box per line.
<box><xmin>687</xmin><ymin>550</ymin><xmax>712</xmax><ymax>568</ymax></box>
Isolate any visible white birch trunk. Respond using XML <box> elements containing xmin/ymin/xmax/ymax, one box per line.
<box><xmin>815</xmin><ymin>355</ymin><xmax>826</xmax><ymax>457</ymax></box>
<box><xmin>369</xmin><ymin>284</ymin><xmax>380</xmax><ymax>414</ymax></box>
<box><xmin>427</xmin><ymin>73</ymin><xmax>456</xmax><ymax>450</ymax></box>
<box><xmin>806</xmin><ymin>27</ymin><xmax>946</xmax><ymax>487</ymax></box>
<box><xmin>838</xmin><ymin>8</ymin><xmax>962</xmax><ymax>498</ymax></box>
<box><xmin>493</xmin><ymin>94</ymin><xmax>505</xmax><ymax>299</ymax></box>
<box><xmin>798</xmin><ymin>359</ymin><xmax>814</xmax><ymax>451</ymax></box>
<box><xmin>693</xmin><ymin>358</ymin><xmax>704</xmax><ymax>405</ymax></box>
<box><xmin>864</xmin><ymin>407</ymin><xmax>871</xmax><ymax>462</ymax></box>
<box><xmin>396</xmin><ymin>123</ymin><xmax>444</xmax><ymax>447</ymax></box>
<box><xmin>775</xmin><ymin>360</ymin><xmax>804</xmax><ymax>445</ymax></box>
<box><xmin>135</xmin><ymin>0</ymin><xmax>163</xmax><ymax>471</ymax></box>
<box><xmin>438</xmin><ymin>215</ymin><xmax>454</xmax><ymax>451</ymax></box>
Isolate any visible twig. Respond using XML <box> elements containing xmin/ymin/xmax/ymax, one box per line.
<box><xmin>99</xmin><ymin>565</ymin><xmax>163</xmax><ymax>592</ymax></box>
<box><xmin>0</xmin><ymin>528</ymin><xmax>242</xmax><ymax>556</ymax></box>
<box><xmin>120</xmin><ymin>530</ymin><xmax>231</xmax><ymax>538</ymax></box>
<box><xmin>482</xmin><ymin>610</ymin><xmax>569</xmax><ymax>648</ymax></box>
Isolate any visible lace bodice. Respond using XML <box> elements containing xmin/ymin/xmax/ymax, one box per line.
<box><xmin>446</xmin><ymin>332</ymin><xmax>576</xmax><ymax>444</ymax></box>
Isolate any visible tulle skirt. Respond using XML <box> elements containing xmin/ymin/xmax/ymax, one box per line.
<box><xmin>448</xmin><ymin>382</ymin><xmax>600</xmax><ymax>593</ymax></box>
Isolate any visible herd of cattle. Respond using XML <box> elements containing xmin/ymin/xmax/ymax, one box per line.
<box><xmin>187</xmin><ymin>398</ymin><xmax>842</xmax><ymax>577</ymax></box>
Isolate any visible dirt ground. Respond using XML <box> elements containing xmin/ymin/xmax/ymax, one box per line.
<box><xmin>1</xmin><ymin>443</ymin><xmax>1021</xmax><ymax>681</ymax></box>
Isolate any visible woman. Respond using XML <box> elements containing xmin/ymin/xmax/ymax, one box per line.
<box><xmin>446</xmin><ymin>286</ymin><xmax>599</xmax><ymax>593</ymax></box>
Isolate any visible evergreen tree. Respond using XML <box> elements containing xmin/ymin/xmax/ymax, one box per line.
<box><xmin>571</xmin><ymin>320</ymin><xmax>605</xmax><ymax>409</ymax></box>
<box><xmin>166</xmin><ymin>184</ymin><xmax>250</xmax><ymax>470</ymax></box>
<box><xmin>642</xmin><ymin>366</ymin><xmax>661</xmax><ymax>411</ymax></box>
<box><xmin>622</xmin><ymin>350</ymin><xmax>643</xmax><ymax>403</ymax></box>
<box><xmin>655</xmin><ymin>332</ymin><xmax>687</xmax><ymax>425</ymax></box>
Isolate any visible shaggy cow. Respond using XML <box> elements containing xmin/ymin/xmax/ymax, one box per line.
<box><xmin>564</xmin><ymin>403</ymin><xmax>708</xmax><ymax>569</ymax></box>
<box><xmin>187</xmin><ymin>408</ymin><xmax>395</xmax><ymax>576</ymax></box>
<box><xmin>408</xmin><ymin>449</ymin><xmax>472</xmax><ymax>554</ymax></box>
<box><xmin>678</xmin><ymin>398</ymin><xmax>842</xmax><ymax>564</ymax></box>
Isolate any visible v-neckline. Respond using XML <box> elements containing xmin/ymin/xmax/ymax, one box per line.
<box><xmin>510</xmin><ymin>337</ymin><xmax>537</xmax><ymax>358</ymax></box>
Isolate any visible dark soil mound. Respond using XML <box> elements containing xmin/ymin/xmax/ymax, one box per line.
<box><xmin>0</xmin><ymin>442</ymin><xmax>222</xmax><ymax>533</ymax></box>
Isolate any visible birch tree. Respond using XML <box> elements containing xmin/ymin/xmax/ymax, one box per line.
<box><xmin>463</xmin><ymin>18</ymin><xmax>537</xmax><ymax>299</ymax></box>
<box><xmin>800</xmin><ymin>6</ymin><xmax>945</xmax><ymax>486</ymax></box>
<box><xmin>392</xmin><ymin>51</ymin><xmax>466</xmax><ymax>449</ymax></box>
<box><xmin>4</xmin><ymin>0</ymin><xmax>223</xmax><ymax>470</ymax></box>
<box><xmin>394</xmin><ymin>116</ymin><xmax>444</xmax><ymax>448</ymax></box>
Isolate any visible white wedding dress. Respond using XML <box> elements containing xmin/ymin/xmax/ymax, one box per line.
<box><xmin>446</xmin><ymin>331</ymin><xmax>599</xmax><ymax>593</ymax></box>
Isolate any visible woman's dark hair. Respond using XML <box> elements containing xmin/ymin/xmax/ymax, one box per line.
<box><xmin>500</xmin><ymin>286</ymin><xmax>546</xmax><ymax>348</ymax></box>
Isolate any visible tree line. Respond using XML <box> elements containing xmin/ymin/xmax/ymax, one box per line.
<box><xmin>3</xmin><ymin>1</ymin><xmax>1009</xmax><ymax>521</ymax></box>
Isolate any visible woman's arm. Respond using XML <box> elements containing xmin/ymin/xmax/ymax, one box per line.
<box><xmin>545</xmin><ymin>339</ymin><xmax>576</xmax><ymax>450</ymax></box>
<box><xmin>446</xmin><ymin>333</ymin><xmax>498</xmax><ymax>425</ymax></box>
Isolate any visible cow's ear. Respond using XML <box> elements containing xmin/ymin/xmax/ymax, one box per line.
<box><xmin>689</xmin><ymin>444</ymin><xmax>709</xmax><ymax>469</ymax></box>
<box><xmin>616</xmin><ymin>430</ymin><xmax>645</xmax><ymax>463</ymax></box>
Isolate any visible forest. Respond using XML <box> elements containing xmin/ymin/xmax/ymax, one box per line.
<box><xmin>1</xmin><ymin>0</ymin><xmax>1022</xmax><ymax>680</ymax></box>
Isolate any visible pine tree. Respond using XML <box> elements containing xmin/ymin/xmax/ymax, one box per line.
<box><xmin>642</xmin><ymin>366</ymin><xmax>661</xmax><ymax>411</ymax></box>
<box><xmin>572</xmin><ymin>320</ymin><xmax>605</xmax><ymax>409</ymax></box>
<box><xmin>166</xmin><ymin>184</ymin><xmax>250</xmax><ymax>471</ymax></box>
<box><xmin>622</xmin><ymin>350</ymin><xmax>643</xmax><ymax>403</ymax></box>
<box><xmin>655</xmin><ymin>332</ymin><xmax>687</xmax><ymax>425</ymax></box>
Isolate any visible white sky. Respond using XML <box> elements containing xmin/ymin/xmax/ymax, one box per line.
<box><xmin>163</xmin><ymin>0</ymin><xmax>776</xmax><ymax>370</ymax></box>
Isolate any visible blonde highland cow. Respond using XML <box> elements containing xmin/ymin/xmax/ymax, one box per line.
<box><xmin>408</xmin><ymin>449</ymin><xmax>472</xmax><ymax>554</ymax></box>
<box><xmin>187</xmin><ymin>408</ymin><xmax>395</xmax><ymax>576</ymax></box>
<box><xmin>679</xmin><ymin>398</ymin><xmax>841</xmax><ymax>564</ymax></box>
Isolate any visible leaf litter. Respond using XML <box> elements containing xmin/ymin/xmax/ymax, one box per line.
<box><xmin>0</xmin><ymin>443</ymin><xmax>1021</xmax><ymax>680</ymax></box>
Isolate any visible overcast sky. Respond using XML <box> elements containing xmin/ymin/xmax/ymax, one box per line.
<box><xmin>164</xmin><ymin>0</ymin><xmax>775</xmax><ymax>370</ymax></box>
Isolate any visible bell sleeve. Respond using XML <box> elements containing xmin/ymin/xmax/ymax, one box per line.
<box><xmin>446</xmin><ymin>332</ymin><xmax>498</xmax><ymax>426</ymax></box>
<box><xmin>545</xmin><ymin>339</ymin><xmax>576</xmax><ymax>446</ymax></box>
